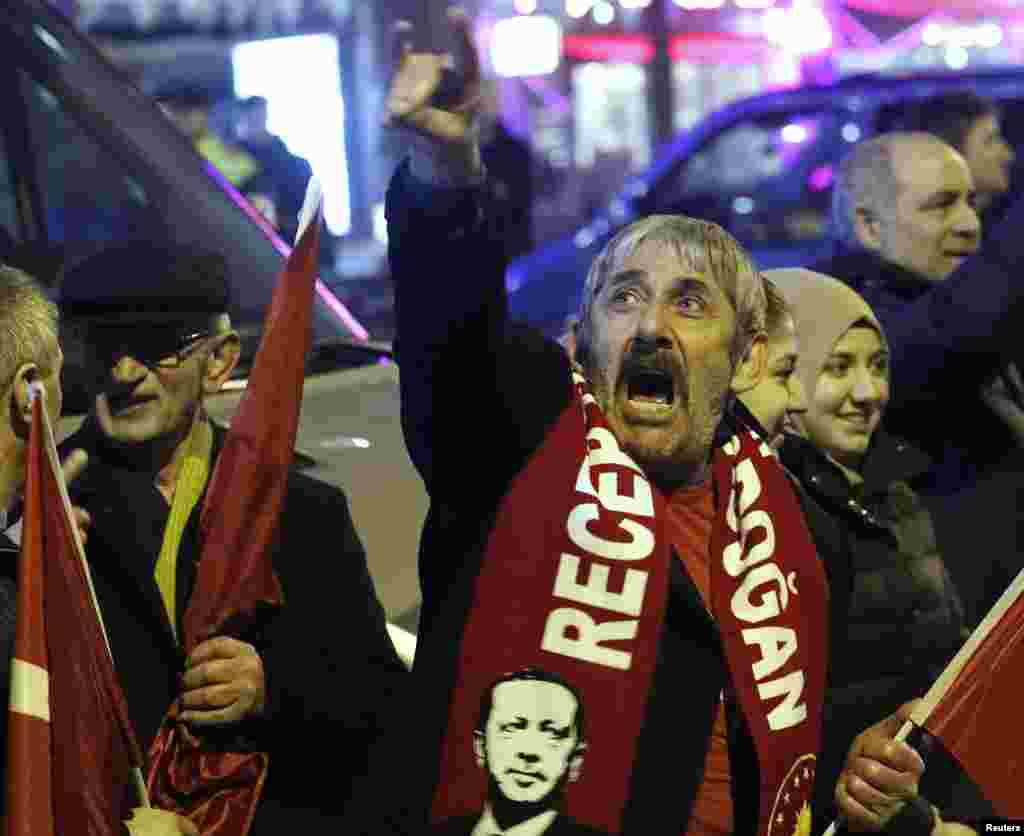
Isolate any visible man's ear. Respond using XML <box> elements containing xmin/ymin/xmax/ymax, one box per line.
<box><xmin>854</xmin><ymin>206</ymin><xmax>883</xmax><ymax>252</ymax></box>
<box><xmin>201</xmin><ymin>332</ymin><xmax>241</xmax><ymax>395</ymax></box>
<box><xmin>568</xmin><ymin>741</ymin><xmax>587</xmax><ymax>782</ymax></box>
<box><xmin>731</xmin><ymin>333</ymin><xmax>767</xmax><ymax>396</ymax></box>
<box><xmin>473</xmin><ymin>731</ymin><xmax>486</xmax><ymax>769</ymax></box>
<box><xmin>9</xmin><ymin>363</ymin><xmax>40</xmax><ymax>438</ymax></box>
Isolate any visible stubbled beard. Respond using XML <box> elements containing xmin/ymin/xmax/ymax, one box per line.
<box><xmin>586</xmin><ymin>359</ymin><xmax>732</xmax><ymax>491</ymax></box>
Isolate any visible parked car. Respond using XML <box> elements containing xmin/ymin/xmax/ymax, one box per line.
<box><xmin>0</xmin><ymin>0</ymin><xmax>427</xmax><ymax>632</ymax></box>
<box><xmin>507</xmin><ymin>67</ymin><xmax>1024</xmax><ymax>331</ymax></box>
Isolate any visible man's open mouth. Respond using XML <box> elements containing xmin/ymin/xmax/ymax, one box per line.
<box><xmin>625</xmin><ymin>368</ymin><xmax>675</xmax><ymax>406</ymax></box>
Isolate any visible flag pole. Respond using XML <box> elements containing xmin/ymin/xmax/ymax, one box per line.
<box><xmin>822</xmin><ymin>566</ymin><xmax>1024</xmax><ymax>836</ymax></box>
<box><xmin>29</xmin><ymin>384</ymin><xmax>150</xmax><ymax>807</ymax></box>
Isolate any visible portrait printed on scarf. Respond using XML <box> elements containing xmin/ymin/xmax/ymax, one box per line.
<box><xmin>434</xmin><ymin>668</ymin><xmax>611</xmax><ymax>836</ymax></box>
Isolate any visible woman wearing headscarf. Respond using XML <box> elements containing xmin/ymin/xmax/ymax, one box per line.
<box><xmin>763</xmin><ymin>268</ymin><xmax>986</xmax><ymax>835</ymax></box>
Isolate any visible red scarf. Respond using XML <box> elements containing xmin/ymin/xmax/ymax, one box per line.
<box><xmin>712</xmin><ymin>431</ymin><xmax>828</xmax><ymax>836</ymax></box>
<box><xmin>430</xmin><ymin>369</ymin><xmax>826</xmax><ymax>836</ymax></box>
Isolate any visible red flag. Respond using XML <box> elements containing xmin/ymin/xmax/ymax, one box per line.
<box><xmin>6</xmin><ymin>389</ymin><xmax>145</xmax><ymax>836</ymax></box>
<box><xmin>146</xmin><ymin>185</ymin><xmax>324</xmax><ymax>836</ymax></box>
<box><xmin>917</xmin><ymin>569</ymin><xmax>1024</xmax><ymax>816</ymax></box>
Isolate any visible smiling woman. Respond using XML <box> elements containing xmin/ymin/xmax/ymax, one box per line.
<box><xmin>765</xmin><ymin>268</ymin><xmax>983</xmax><ymax>835</ymax></box>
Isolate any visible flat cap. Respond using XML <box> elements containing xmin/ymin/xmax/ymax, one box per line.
<box><xmin>60</xmin><ymin>241</ymin><xmax>230</xmax><ymax>331</ymax></box>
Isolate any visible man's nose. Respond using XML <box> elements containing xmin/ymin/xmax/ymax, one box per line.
<box><xmin>952</xmin><ymin>200</ymin><xmax>981</xmax><ymax>238</ymax></box>
<box><xmin>789</xmin><ymin>376</ymin><xmax>809</xmax><ymax>414</ymax></box>
<box><xmin>634</xmin><ymin>305</ymin><xmax>673</xmax><ymax>353</ymax></box>
<box><xmin>516</xmin><ymin>751</ymin><xmax>540</xmax><ymax>765</ymax></box>
<box><xmin>109</xmin><ymin>354</ymin><xmax>148</xmax><ymax>383</ymax></box>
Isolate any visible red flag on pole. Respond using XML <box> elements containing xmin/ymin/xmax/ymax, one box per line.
<box><xmin>146</xmin><ymin>181</ymin><xmax>324</xmax><ymax>836</ymax></box>
<box><xmin>6</xmin><ymin>386</ymin><xmax>146</xmax><ymax>836</ymax></box>
<box><xmin>913</xmin><ymin>569</ymin><xmax>1024</xmax><ymax>816</ymax></box>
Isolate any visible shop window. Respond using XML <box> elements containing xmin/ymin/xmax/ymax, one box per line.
<box><xmin>0</xmin><ymin>134</ymin><xmax>18</xmax><ymax>260</ymax></box>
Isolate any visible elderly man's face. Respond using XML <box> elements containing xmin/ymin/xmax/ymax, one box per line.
<box><xmin>586</xmin><ymin>238</ymin><xmax>739</xmax><ymax>484</ymax></box>
<box><xmin>480</xmin><ymin>680</ymin><xmax>582</xmax><ymax>805</ymax></box>
<box><xmin>92</xmin><ymin>339</ymin><xmax>210</xmax><ymax>446</ymax></box>
<box><xmin>871</xmin><ymin>141</ymin><xmax>980</xmax><ymax>282</ymax></box>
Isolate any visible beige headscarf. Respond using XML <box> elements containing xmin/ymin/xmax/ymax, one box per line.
<box><xmin>763</xmin><ymin>268</ymin><xmax>889</xmax><ymax>440</ymax></box>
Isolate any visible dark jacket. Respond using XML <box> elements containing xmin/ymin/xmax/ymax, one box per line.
<box><xmin>373</xmin><ymin>160</ymin><xmax>762</xmax><ymax>836</ymax></box>
<box><xmin>779</xmin><ymin>430</ymin><xmax>970</xmax><ymax>829</ymax></box>
<box><xmin>811</xmin><ymin>247</ymin><xmax>1024</xmax><ymax>627</ymax></box>
<box><xmin>239</xmin><ymin>135</ymin><xmax>312</xmax><ymax>243</ymax></box>
<box><xmin>60</xmin><ymin>419</ymin><xmax>407</xmax><ymax>832</ymax></box>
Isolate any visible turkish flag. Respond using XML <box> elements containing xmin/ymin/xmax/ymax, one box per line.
<box><xmin>919</xmin><ymin>569</ymin><xmax>1024</xmax><ymax>816</ymax></box>
<box><xmin>6</xmin><ymin>388</ymin><xmax>144</xmax><ymax>836</ymax></box>
<box><xmin>146</xmin><ymin>184</ymin><xmax>323</xmax><ymax>836</ymax></box>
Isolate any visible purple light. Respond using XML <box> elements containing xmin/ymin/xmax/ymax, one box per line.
<box><xmin>808</xmin><ymin>164</ymin><xmax>834</xmax><ymax>192</ymax></box>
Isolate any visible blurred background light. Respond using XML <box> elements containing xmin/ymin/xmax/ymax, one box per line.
<box><xmin>565</xmin><ymin>0</ymin><xmax>592</xmax><ymax>19</ymax></box>
<box><xmin>491</xmin><ymin>15</ymin><xmax>562</xmax><ymax>77</ymax></box>
<box><xmin>513</xmin><ymin>0</ymin><xmax>539</xmax><ymax>15</ymax></box>
<box><xmin>763</xmin><ymin>5</ymin><xmax>832</xmax><ymax>53</ymax></box>
<box><xmin>232</xmin><ymin>33</ymin><xmax>350</xmax><ymax>236</ymax></box>
<box><xmin>945</xmin><ymin>43</ymin><xmax>969</xmax><ymax>68</ymax></box>
<box><xmin>592</xmin><ymin>0</ymin><xmax>616</xmax><ymax>24</ymax></box>
<box><xmin>781</xmin><ymin>122</ymin><xmax>808</xmax><ymax>143</ymax></box>
<box><xmin>673</xmin><ymin>0</ymin><xmax>725</xmax><ymax>9</ymax></box>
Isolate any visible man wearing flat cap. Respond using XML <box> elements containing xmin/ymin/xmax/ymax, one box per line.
<box><xmin>58</xmin><ymin>241</ymin><xmax>407</xmax><ymax>832</ymax></box>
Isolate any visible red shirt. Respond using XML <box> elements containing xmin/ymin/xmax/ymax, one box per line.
<box><xmin>664</xmin><ymin>482</ymin><xmax>733</xmax><ymax>836</ymax></box>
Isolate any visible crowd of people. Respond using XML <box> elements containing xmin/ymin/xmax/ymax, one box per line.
<box><xmin>1</xmin><ymin>7</ymin><xmax>1022</xmax><ymax>836</ymax></box>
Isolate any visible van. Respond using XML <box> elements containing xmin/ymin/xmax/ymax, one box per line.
<box><xmin>1</xmin><ymin>0</ymin><xmax>426</xmax><ymax>640</ymax></box>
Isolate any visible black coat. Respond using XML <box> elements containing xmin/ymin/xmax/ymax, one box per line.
<box><xmin>372</xmin><ymin>160</ymin><xmax>765</xmax><ymax>836</ymax></box>
<box><xmin>811</xmin><ymin>248</ymin><xmax>1024</xmax><ymax>627</ymax></box>
<box><xmin>60</xmin><ymin>418</ymin><xmax>408</xmax><ymax>831</ymax></box>
<box><xmin>779</xmin><ymin>430</ymin><xmax>972</xmax><ymax>829</ymax></box>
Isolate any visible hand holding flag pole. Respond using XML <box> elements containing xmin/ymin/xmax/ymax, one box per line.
<box><xmin>824</xmin><ymin>567</ymin><xmax>1024</xmax><ymax>836</ymax></box>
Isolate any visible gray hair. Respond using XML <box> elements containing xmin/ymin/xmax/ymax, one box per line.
<box><xmin>832</xmin><ymin>131</ymin><xmax>951</xmax><ymax>249</ymax></box>
<box><xmin>575</xmin><ymin>215</ymin><xmax>766</xmax><ymax>367</ymax></box>
<box><xmin>0</xmin><ymin>264</ymin><xmax>59</xmax><ymax>388</ymax></box>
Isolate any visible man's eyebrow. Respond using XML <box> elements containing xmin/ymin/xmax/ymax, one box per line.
<box><xmin>606</xmin><ymin>269</ymin><xmax>647</xmax><ymax>291</ymax></box>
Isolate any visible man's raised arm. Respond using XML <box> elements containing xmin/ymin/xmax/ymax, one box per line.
<box><xmin>383</xmin><ymin>9</ymin><xmax>572</xmax><ymax>497</ymax></box>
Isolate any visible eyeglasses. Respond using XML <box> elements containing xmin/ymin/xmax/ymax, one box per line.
<box><xmin>85</xmin><ymin>330</ymin><xmax>214</xmax><ymax>372</ymax></box>
<box><xmin>150</xmin><ymin>331</ymin><xmax>213</xmax><ymax>368</ymax></box>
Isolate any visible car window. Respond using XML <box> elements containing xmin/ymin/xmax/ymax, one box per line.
<box><xmin>0</xmin><ymin>133</ymin><xmax>18</xmax><ymax>253</ymax></box>
<box><xmin>654</xmin><ymin>109</ymin><xmax>850</xmax><ymax>248</ymax></box>
<box><xmin>18</xmin><ymin>69</ymin><xmax>163</xmax><ymax>268</ymax></box>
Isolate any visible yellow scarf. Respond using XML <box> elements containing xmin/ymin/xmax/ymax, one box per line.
<box><xmin>154</xmin><ymin>416</ymin><xmax>213</xmax><ymax>642</ymax></box>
